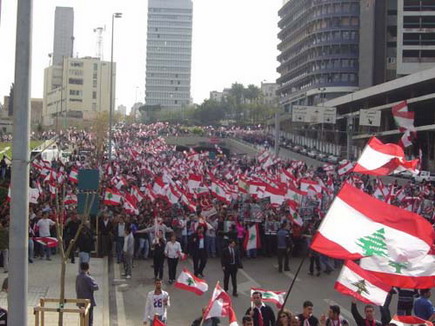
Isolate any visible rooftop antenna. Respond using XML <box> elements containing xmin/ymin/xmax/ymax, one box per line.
<box><xmin>93</xmin><ymin>26</ymin><xmax>105</xmax><ymax>60</ymax></box>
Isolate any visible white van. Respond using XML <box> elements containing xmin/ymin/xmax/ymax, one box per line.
<box><xmin>414</xmin><ymin>170</ymin><xmax>435</xmax><ymax>183</ymax></box>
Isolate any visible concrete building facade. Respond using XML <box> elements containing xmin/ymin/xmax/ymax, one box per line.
<box><xmin>276</xmin><ymin>0</ymin><xmax>360</xmax><ymax>111</ymax></box>
<box><xmin>43</xmin><ymin>57</ymin><xmax>114</xmax><ymax>126</ymax></box>
<box><xmin>260</xmin><ymin>82</ymin><xmax>279</xmax><ymax>106</ymax></box>
<box><xmin>53</xmin><ymin>7</ymin><xmax>74</xmax><ymax>66</ymax></box>
<box><xmin>209</xmin><ymin>91</ymin><xmax>223</xmax><ymax>102</ymax></box>
<box><xmin>145</xmin><ymin>0</ymin><xmax>193</xmax><ymax>110</ymax></box>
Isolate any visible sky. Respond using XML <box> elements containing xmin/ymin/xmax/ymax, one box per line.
<box><xmin>0</xmin><ymin>0</ymin><xmax>282</xmax><ymax>112</ymax></box>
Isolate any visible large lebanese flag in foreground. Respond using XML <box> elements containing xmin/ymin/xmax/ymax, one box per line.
<box><xmin>360</xmin><ymin>254</ymin><xmax>435</xmax><ymax>289</ymax></box>
<box><xmin>389</xmin><ymin>315</ymin><xmax>433</xmax><ymax>326</ymax></box>
<box><xmin>204</xmin><ymin>282</ymin><xmax>238</xmax><ymax>326</ymax></box>
<box><xmin>335</xmin><ymin>261</ymin><xmax>391</xmax><ymax>306</ymax></box>
<box><xmin>353</xmin><ymin>137</ymin><xmax>419</xmax><ymax>176</ymax></box>
<box><xmin>244</xmin><ymin>224</ymin><xmax>261</xmax><ymax>251</ymax></box>
<box><xmin>310</xmin><ymin>183</ymin><xmax>434</xmax><ymax>261</ymax></box>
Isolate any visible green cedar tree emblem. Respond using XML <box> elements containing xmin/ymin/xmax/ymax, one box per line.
<box><xmin>351</xmin><ymin>279</ymin><xmax>370</xmax><ymax>295</ymax></box>
<box><xmin>107</xmin><ymin>192</ymin><xmax>113</xmax><ymax>199</ymax></box>
<box><xmin>356</xmin><ymin>228</ymin><xmax>388</xmax><ymax>257</ymax></box>
<box><xmin>388</xmin><ymin>260</ymin><xmax>408</xmax><ymax>274</ymax></box>
<box><xmin>186</xmin><ymin>277</ymin><xmax>195</xmax><ymax>286</ymax></box>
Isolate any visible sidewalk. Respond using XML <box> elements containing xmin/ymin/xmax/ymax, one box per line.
<box><xmin>0</xmin><ymin>255</ymin><xmax>109</xmax><ymax>325</ymax></box>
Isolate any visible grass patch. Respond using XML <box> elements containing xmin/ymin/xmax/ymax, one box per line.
<box><xmin>0</xmin><ymin>141</ymin><xmax>44</xmax><ymax>158</ymax></box>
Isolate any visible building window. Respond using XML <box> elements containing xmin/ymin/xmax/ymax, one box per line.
<box><xmin>92</xmin><ymin>91</ymin><xmax>97</xmax><ymax>99</ymax></box>
<box><xmin>70</xmin><ymin>62</ymin><xmax>83</xmax><ymax>67</ymax></box>
<box><xmin>69</xmin><ymin>98</ymin><xmax>82</xmax><ymax>102</ymax></box>
<box><xmin>69</xmin><ymin>78</ymin><xmax>83</xmax><ymax>85</ymax></box>
<box><xmin>93</xmin><ymin>63</ymin><xmax>98</xmax><ymax>71</ymax></box>
<box><xmin>93</xmin><ymin>80</ymin><xmax>97</xmax><ymax>88</ymax></box>
<box><xmin>92</xmin><ymin>103</ymin><xmax>97</xmax><ymax>110</ymax></box>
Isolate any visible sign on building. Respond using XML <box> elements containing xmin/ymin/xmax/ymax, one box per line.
<box><xmin>292</xmin><ymin>106</ymin><xmax>336</xmax><ymax>124</ymax></box>
<box><xmin>359</xmin><ymin>110</ymin><xmax>381</xmax><ymax>127</ymax></box>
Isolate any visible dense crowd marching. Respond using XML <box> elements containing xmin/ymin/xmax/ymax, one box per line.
<box><xmin>0</xmin><ymin>123</ymin><xmax>433</xmax><ymax>325</ymax></box>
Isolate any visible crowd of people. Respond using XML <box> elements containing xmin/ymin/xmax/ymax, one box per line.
<box><xmin>0</xmin><ymin>123</ymin><xmax>433</xmax><ymax>325</ymax></box>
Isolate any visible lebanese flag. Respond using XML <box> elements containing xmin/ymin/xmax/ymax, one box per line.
<box><xmin>300</xmin><ymin>178</ymin><xmax>322</xmax><ymax>193</ymax></box>
<box><xmin>204</xmin><ymin>282</ymin><xmax>238</xmax><ymax>326</ymax></box>
<box><xmin>152</xmin><ymin>315</ymin><xmax>166</xmax><ymax>326</ymax></box>
<box><xmin>285</xmin><ymin>186</ymin><xmax>306</xmax><ymax>206</ymax></box>
<box><xmin>210</xmin><ymin>180</ymin><xmax>230</xmax><ymax>204</ymax></box>
<box><xmin>360</xmin><ymin>254</ymin><xmax>435</xmax><ymax>289</ymax></box>
<box><xmin>123</xmin><ymin>197</ymin><xmax>139</xmax><ymax>215</ymax></box>
<box><xmin>310</xmin><ymin>183</ymin><xmax>434</xmax><ymax>261</ymax></box>
<box><xmin>263</xmin><ymin>185</ymin><xmax>286</xmax><ymax>206</ymax></box>
<box><xmin>389</xmin><ymin>315</ymin><xmax>433</xmax><ymax>326</ymax></box>
<box><xmin>69</xmin><ymin>168</ymin><xmax>79</xmax><ymax>183</ymax></box>
<box><xmin>392</xmin><ymin>101</ymin><xmax>416</xmax><ymax>132</ymax></box>
<box><xmin>131</xmin><ymin>185</ymin><xmax>145</xmax><ymax>203</ymax></box>
<box><xmin>237</xmin><ymin>177</ymin><xmax>250</xmax><ymax>194</ymax></box>
<box><xmin>34</xmin><ymin>237</ymin><xmax>59</xmax><ymax>248</ymax></box>
<box><xmin>250</xmin><ymin>288</ymin><xmax>286</xmax><ymax>309</ymax></box>
<box><xmin>175</xmin><ymin>268</ymin><xmax>208</xmax><ymax>295</ymax></box>
<box><xmin>64</xmin><ymin>193</ymin><xmax>78</xmax><ymax>205</ymax></box>
<box><xmin>353</xmin><ymin>137</ymin><xmax>419</xmax><ymax>176</ymax></box>
<box><xmin>153</xmin><ymin>177</ymin><xmax>166</xmax><ymax>196</ymax></box>
<box><xmin>104</xmin><ymin>188</ymin><xmax>122</xmax><ymax>206</ymax></box>
<box><xmin>243</xmin><ymin>224</ymin><xmax>261</xmax><ymax>251</ymax></box>
<box><xmin>338</xmin><ymin>161</ymin><xmax>354</xmax><ymax>176</ymax></box>
<box><xmin>335</xmin><ymin>261</ymin><xmax>391</xmax><ymax>306</ymax></box>
<box><xmin>165</xmin><ymin>184</ymin><xmax>181</xmax><ymax>205</ymax></box>
<box><xmin>399</xmin><ymin>130</ymin><xmax>414</xmax><ymax>148</ymax></box>
<box><xmin>187</xmin><ymin>174</ymin><xmax>202</xmax><ymax>192</ymax></box>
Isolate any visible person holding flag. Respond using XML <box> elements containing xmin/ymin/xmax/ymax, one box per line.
<box><xmin>245</xmin><ymin>291</ymin><xmax>276</xmax><ymax>326</ymax></box>
<box><xmin>164</xmin><ymin>233</ymin><xmax>183</xmax><ymax>284</ymax></box>
<box><xmin>351</xmin><ymin>300</ymin><xmax>382</xmax><ymax>326</ymax></box>
<box><xmin>143</xmin><ymin>278</ymin><xmax>170</xmax><ymax>325</ymax></box>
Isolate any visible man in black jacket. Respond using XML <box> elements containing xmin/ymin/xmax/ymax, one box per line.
<box><xmin>190</xmin><ymin>225</ymin><xmax>207</xmax><ymax>277</ymax></box>
<box><xmin>351</xmin><ymin>300</ymin><xmax>382</xmax><ymax>326</ymax></box>
<box><xmin>297</xmin><ymin>300</ymin><xmax>319</xmax><ymax>326</ymax></box>
<box><xmin>245</xmin><ymin>291</ymin><xmax>276</xmax><ymax>326</ymax></box>
<box><xmin>221</xmin><ymin>239</ymin><xmax>242</xmax><ymax>297</ymax></box>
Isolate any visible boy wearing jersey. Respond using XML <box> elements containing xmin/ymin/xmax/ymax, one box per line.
<box><xmin>143</xmin><ymin>278</ymin><xmax>170</xmax><ymax>325</ymax></box>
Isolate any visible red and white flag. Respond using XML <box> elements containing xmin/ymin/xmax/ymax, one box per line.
<box><xmin>69</xmin><ymin>168</ymin><xmax>79</xmax><ymax>183</ymax></box>
<box><xmin>243</xmin><ymin>224</ymin><xmax>261</xmax><ymax>251</ymax></box>
<box><xmin>263</xmin><ymin>185</ymin><xmax>286</xmax><ymax>206</ymax></box>
<box><xmin>360</xmin><ymin>254</ymin><xmax>435</xmax><ymax>289</ymax></box>
<box><xmin>392</xmin><ymin>101</ymin><xmax>415</xmax><ymax>132</ymax></box>
<box><xmin>353</xmin><ymin>137</ymin><xmax>419</xmax><ymax>176</ymax></box>
<box><xmin>310</xmin><ymin>183</ymin><xmax>435</xmax><ymax>261</ymax></box>
<box><xmin>335</xmin><ymin>261</ymin><xmax>391</xmax><ymax>306</ymax></box>
<box><xmin>64</xmin><ymin>193</ymin><xmax>78</xmax><ymax>205</ymax></box>
<box><xmin>34</xmin><ymin>237</ymin><xmax>59</xmax><ymax>248</ymax></box>
<box><xmin>187</xmin><ymin>174</ymin><xmax>202</xmax><ymax>192</ymax></box>
<box><xmin>250</xmin><ymin>288</ymin><xmax>286</xmax><ymax>309</ymax></box>
<box><xmin>204</xmin><ymin>282</ymin><xmax>238</xmax><ymax>326</ymax></box>
<box><xmin>104</xmin><ymin>188</ymin><xmax>122</xmax><ymax>206</ymax></box>
<box><xmin>389</xmin><ymin>315</ymin><xmax>433</xmax><ymax>326</ymax></box>
<box><xmin>175</xmin><ymin>268</ymin><xmax>208</xmax><ymax>296</ymax></box>
<box><xmin>152</xmin><ymin>315</ymin><xmax>166</xmax><ymax>326</ymax></box>
<box><xmin>399</xmin><ymin>130</ymin><xmax>414</xmax><ymax>148</ymax></box>
<box><xmin>337</xmin><ymin>161</ymin><xmax>354</xmax><ymax>176</ymax></box>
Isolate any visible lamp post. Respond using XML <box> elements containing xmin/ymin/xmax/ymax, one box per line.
<box><xmin>108</xmin><ymin>12</ymin><xmax>122</xmax><ymax>165</ymax></box>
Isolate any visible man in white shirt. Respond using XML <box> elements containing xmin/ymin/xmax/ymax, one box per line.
<box><xmin>164</xmin><ymin>233</ymin><xmax>182</xmax><ymax>284</ymax></box>
<box><xmin>143</xmin><ymin>278</ymin><xmax>170</xmax><ymax>325</ymax></box>
<box><xmin>36</xmin><ymin>213</ymin><xmax>55</xmax><ymax>260</ymax></box>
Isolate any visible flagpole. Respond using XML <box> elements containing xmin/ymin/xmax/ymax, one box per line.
<box><xmin>277</xmin><ymin>254</ymin><xmax>307</xmax><ymax>316</ymax></box>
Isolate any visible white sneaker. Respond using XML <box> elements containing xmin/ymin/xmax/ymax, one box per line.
<box><xmin>126</xmin><ymin>275</ymin><xmax>131</xmax><ymax>279</ymax></box>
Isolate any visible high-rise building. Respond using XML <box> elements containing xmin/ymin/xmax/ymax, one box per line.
<box><xmin>145</xmin><ymin>0</ymin><xmax>193</xmax><ymax>110</ymax></box>
<box><xmin>43</xmin><ymin>57</ymin><xmax>114</xmax><ymax>126</ymax></box>
<box><xmin>53</xmin><ymin>7</ymin><xmax>74</xmax><ymax>66</ymax></box>
<box><xmin>276</xmin><ymin>0</ymin><xmax>360</xmax><ymax>111</ymax></box>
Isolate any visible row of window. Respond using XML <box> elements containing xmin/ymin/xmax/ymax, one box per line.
<box><xmin>69</xmin><ymin>90</ymin><xmax>82</xmax><ymax>96</ymax></box>
<box><xmin>147</xmin><ymin>40</ymin><xmax>192</xmax><ymax>47</ymax></box>
<box><xmin>147</xmin><ymin>66</ymin><xmax>191</xmax><ymax>73</ymax></box>
<box><xmin>150</xmin><ymin>27</ymin><xmax>192</xmax><ymax>33</ymax></box>
<box><xmin>69</xmin><ymin>69</ymin><xmax>83</xmax><ymax>76</ymax></box>
<box><xmin>149</xmin><ymin>8</ymin><xmax>192</xmax><ymax>14</ymax></box>
<box><xmin>311</xmin><ymin>30</ymin><xmax>358</xmax><ymax>44</ymax></box>
<box><xmin>147</xmin><ymin>47</ymin><xmax>191</xmax><ymax>54</ymax></box>
<box><xmin>147</xmin><ymin>33</ymin><xmax>192</xmax><ymax>40</ymax></box>
<box><xmin>145</xmin><ymin>92</ymin><xmax>190</xmax><ymax>99</ymax></box>
<box><xmin>149</xmin><ymin>20</ymin><xmax>192</xmax><ymax>27</ymax></box>
<box><xmin>145</xmin><ymin>86</ymin><xmax>190</xmax><ymax>92</ymax></box>
<box><xmin>147</xmin><ymin>53</ymin><xmax>191</xmax><ymax>60</ymax></box>
<box><xmin>313</xmin><ymin>2</ymin><xmax>359</xmax><ymax>17</ymax></box>
<box><xmin>69</xmin><ymin>78</ymin><xmax>83</xmax><ymax>85</ymax></box>
<box><xmin>148</xmin><ymin>14</ymin><xmax>192</xmax><ymax>21</ymax></box>
<box><xmin>404</xmin><ymin>16</ymin><xmax>435</xmax><ymax>28</ymax></box>
<box><xmin>70</xmin><ymin>62</ymin><xmax>83</xmax><ymax>68</ymax></box>
<box><xmin>146</xmin><ymin>79</ymin><xmax>187</xmax><ymax>86</ymax></box>
<box><xmin>403</xmin><ymin>49</ymin><xmax>435</xmax><ymax>60</ymax></box>
<box><xmin>404</xmin><ymin>0</ymin><xmax>435</xmax><ymax>11</ymax></box>
<box><xmin>403</xmin><ymin>33</ymin><xmax>435</xmax><ymax>46</ymax></box>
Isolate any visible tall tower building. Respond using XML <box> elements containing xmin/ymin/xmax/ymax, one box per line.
<box><xmin>276</xmin><ymin>0</ymin><xmax>360</xmax><ymax>111</ymax></box>
<box><xmin>145</xmin><ymin>0</ymin><xmax>193</xmax><ymax>110</ymax></box>
<box><xmin>53</xmin><ymin>7</ymin><xmax>74</xmax><ymax>66</ymax></box>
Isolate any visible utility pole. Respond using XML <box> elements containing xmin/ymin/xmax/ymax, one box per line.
<box><xmin>346</xmin><ymin>114</ymin><xmax>353</xmax><ymax>160</ymax></box>
<box><xmin>108</xmin><ymin>13</ymin><xmax>122</xmax><ymax>165</ymax></box>
<box><xmin>275</xmin><ymin>112</ymin><xmax>280</xmax><ymax>156</ymax></box>
<box><xmin>9</xmin><ymin>0</ymin><xmax>32</xmax><ymax>325</ymax></box>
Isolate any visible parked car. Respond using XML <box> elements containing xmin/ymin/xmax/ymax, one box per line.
<box><xmin>316</xmin><ymin>152</ymin><xmax>327</xmax><ymax>161</ymax></box>
<box><xmin>307</xmin><ymin>150</ymin><xmax>318</xmax><ymax>158</ymax></box>
<box><xmin>327</xmin><ymin>155</ymin><xmax>339</xmax><ymax>164</ymax></box>
<box><xmin>292</xmin><ymin>145</ymin><xmax>302</xmax><ymax>152</ymax></box>
<box><xmin>413</xmin><ymin>170</ymin><xmax>435</xmax><ymax>183</ymax></box>
<box><xmin>300</xmin><ymin>148</ymin><xmax>308</xmax><ymax>155</ymax></box>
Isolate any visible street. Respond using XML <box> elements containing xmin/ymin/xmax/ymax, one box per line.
<box><xmin>109</xmin><ymin>255</ymin><xmax>396</xmax><ymax>326</ymax></box>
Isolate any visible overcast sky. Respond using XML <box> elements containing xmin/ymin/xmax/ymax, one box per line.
<box><xmin>0</xmin><ymin>0</ymin><xmax>282</xmax><ymax>111</ymax></box>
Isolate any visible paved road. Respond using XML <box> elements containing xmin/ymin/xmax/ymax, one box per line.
<box><xmin>110</xmin><ymin>255</ymin><xmax>398</xmax><ymax>326</ymax></box>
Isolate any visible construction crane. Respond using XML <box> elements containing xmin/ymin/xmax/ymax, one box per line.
<box><xmin>93</xmin><ymin>26</ymin><xmax>105</xmax><ymax>60</ymax></box>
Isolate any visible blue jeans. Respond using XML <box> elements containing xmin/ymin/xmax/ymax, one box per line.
<box><xmin>320</xmin><ymin>254</ymin><xmax>334</xmax><ymax>272</ymax></box>
<box><xmin>79</xmin><ymin>252</ymin><xmax>90</xmax><ymax>271</ymax></box>
<box><xmin>116</xmin><ymin>237</ymin><xmax>124</xmax><ymax>263</ymax></box>
<box><xmin>206</xmin><ymin>237</ymin><xmax>216</xmax><ymax>257</ymax></box>
<box><xmin>136</xmin><ymin>238</ymin><xmax>149</xmax><ymax>259</ymax></box>
<box><xmin>247</xmin><ymin>249</ymin><xmax>257</xmax><ymax>258</ymax></box>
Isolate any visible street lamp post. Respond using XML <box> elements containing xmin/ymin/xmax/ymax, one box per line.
<box><xmin>108</xmin><ymin>12</ymin><xmax>122</xmax><ymax>165</ymax></box>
